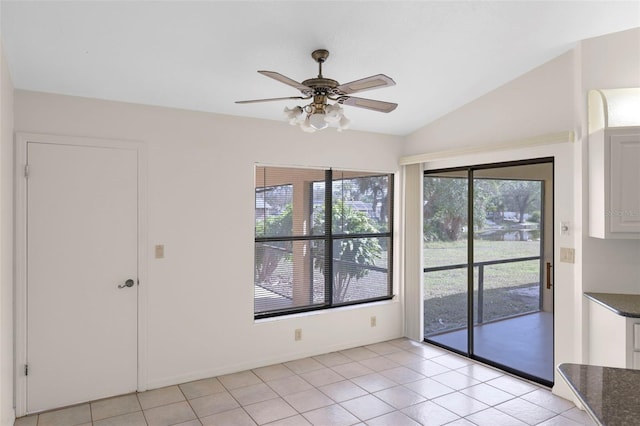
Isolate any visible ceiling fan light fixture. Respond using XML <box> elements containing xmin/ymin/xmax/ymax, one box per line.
<box><xmin>300</xmin><ymin>118</ymin><xmax>316</xmax><ymax>133</ymax></box>
<box><xmin>283</xmin><ymin>106</ymin><xmax>304</xmax><ymax>125</ymax></box>
<box><xmin>308</xmin><ymin>112</ymin><xmax>329</xmax><ymax>130</ymax></box>
<box><xmin>284</xmin><ymin>101</ymin><xmax>348</xmax><ymax>132</ymax></box>
<box><xmin>337</xmin><ymin>115</ymin><xmax>351</xmax><ymax>132</ymax></box>
<box><xmin>324</xmin><ymin>103</ymin><xmax>343</xmax><ymax>123</ymax></box>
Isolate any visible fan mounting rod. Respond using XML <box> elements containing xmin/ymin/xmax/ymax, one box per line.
<box><xmin>302</xmin><ymin>49</ymin><xmax>338</xmax><ymax>93</ymax></box>
<box><xmin>312</xmin><ymin>49</ymin><xmax>329</xmax><ymax>77</ymax></box>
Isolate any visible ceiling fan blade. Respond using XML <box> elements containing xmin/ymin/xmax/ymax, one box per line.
<box><xmin>235</xmin><ymin>96</ymin><xmax>309</xmax><ymax>104</ymax></box>
<box><xmin>336</xmin><ymin>74</ymin><xmax>396</xmax><ymax>95</ymax></box>
<box><xmin>258</xmin><ymin>71</ymin><xmax>311</xmax><ymax>92</ymax></box>
<box><xmin>340</xmin><ymin>96</ymin><xmax>398</xmax><ymax>113</ymax></box>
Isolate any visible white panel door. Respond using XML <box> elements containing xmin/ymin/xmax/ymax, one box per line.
<box><xmin>27</xmin><ymin>142</ymin><xmax>138</xmax><ymax>413</ymax></box>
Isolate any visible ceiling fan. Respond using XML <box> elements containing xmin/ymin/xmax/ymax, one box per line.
<box><xmin>236</xmin><ymin>49</ymin><xmax>397</xmax><ymax>132</ymax></box>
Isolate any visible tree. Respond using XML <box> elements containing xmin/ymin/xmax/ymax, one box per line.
<box><xmin>423</xmin><ymin>177</ymin><xmax>487</xmax><ymax>241</ymax></box>
<box><xmin>256</xmin><ymin>185</ymin><xmax>292</xmax><ymax>215</ymax></box>
<box><xmin>423</xmin><ymin>177</ymin><xmax>507</xmax><ymax>241</ymax></box>
<box><xmin>500</xmin><ymin>180</ymin><xmax>541</xmax><ymax>223</ymax></box>
<box><xmin>356</xmin><ymin>176</ymin><xmax>389</xmax><ymax>223</ymax></box>
<box><xmin>313</xmin><ymin>201</ymin><xmax>382</xmax><ymax>302</ymax></box>
<box><xmin>255</xmin><ymin>204</ymin><xmax>292</xmax><ymax>283</ymax></box>
<box><xmin>424</xmin><ymin>177</ymin><xmax>465</xmax><ymax>241</ymax></box>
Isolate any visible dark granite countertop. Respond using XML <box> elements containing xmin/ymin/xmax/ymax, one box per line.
<box><xmin>558</xmin><ymin>363</ymin><xmax>640</xmax><ymax>426</ymax></box>
<box><xmin>584</xmin><ymin>292</ymin><xmax>640</xmax><ymax>318</ymax></box>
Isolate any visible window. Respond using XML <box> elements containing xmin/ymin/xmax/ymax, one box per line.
<box><xmin>255</xmin><ymin>166</ymin><xmax>393</xmax><ymax>318</ymax></box>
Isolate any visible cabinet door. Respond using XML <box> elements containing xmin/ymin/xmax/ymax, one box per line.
<box><xmin>610</xmin><ymin>132</ymin><xmax>640</xmax><ymax>233</ymax></box>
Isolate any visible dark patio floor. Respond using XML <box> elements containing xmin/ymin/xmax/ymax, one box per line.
<box><xmin>426</xmin><ymin>311</ymin><xmax>554</xmax><ymax>384</ymax></box>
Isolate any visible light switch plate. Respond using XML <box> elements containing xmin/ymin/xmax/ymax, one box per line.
<box><xmin>155</xmin><ymin>244</ymin><xmax>165</xmax><ymax>259</ymax></box>
<box><xmin>560</xmin><ymin>247</ymin><xmax>575</xmax><ymax>263</ymax></box>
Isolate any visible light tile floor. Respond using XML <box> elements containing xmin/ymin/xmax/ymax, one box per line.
<box><xmin>14</xmin><ymin>338</ymin><xmax>594</xmax><ymax>426</ymax></box>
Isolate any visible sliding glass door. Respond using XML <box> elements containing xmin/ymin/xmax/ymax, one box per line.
<box><xmin>423</xmin><ymin>159</ymin><xmax>554</xmax><ymax>385</ymax></box>
<box><xmin>423</xmin><ymin>170</ymin><xmax>469</xmax><ymax>354</ymax></box>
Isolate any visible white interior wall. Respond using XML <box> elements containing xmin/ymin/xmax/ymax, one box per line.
<box><xmin>403</xmin><ymin>50</ymin><xmax>575</xmax><ymax>155</ymax></box>
<box><xmin>13</xmin><ymin>91</ymin><xmax>405</xmax><ymax>391</ymax></box>
<box><xmin>0</xmin><ymin>39</ymin><xmax>15</xmax><ymax>426</ymax></box>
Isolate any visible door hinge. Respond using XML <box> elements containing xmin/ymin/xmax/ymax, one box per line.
<box><xmin>25</xmin><ymin>364</ymin><xmax>28</xmax><ymax>376</ymax></box>
<box><xmin>24</xmin><ymin>164</ymin><xmax>30</xmax><ymax>179</ymax></box>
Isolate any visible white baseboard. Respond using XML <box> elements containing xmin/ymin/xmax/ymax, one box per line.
<box><xmin>145</xmin><ymin>333</ymin><xmax>402</xmax><ymax>390</ymax></box>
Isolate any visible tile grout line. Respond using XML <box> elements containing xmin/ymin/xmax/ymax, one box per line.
<box><xmin>18</xmin><ymin>339</ymin><xmax>592</xmax><ymax>426</ymax></box>
<box><xmin>174</xmin><ymin>384</ymin><xmax>198</xmax><ymax>426</ymax></box>
<box><xmin>217</xmin><ymin>370</ymin><xmax>276</xmax><ymax>425</ymax></box>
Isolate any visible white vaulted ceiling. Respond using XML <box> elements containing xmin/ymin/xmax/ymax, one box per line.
<box><xmin>1</xmin><ymin>1</ymin><xmax>639</xmax><ymax>135</ymax></box>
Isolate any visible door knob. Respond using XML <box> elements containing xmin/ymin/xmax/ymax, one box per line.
<box><xmin>118</xmin><ymin>279</ymin><xmax>135</xmax><ymax>289</ymax></box>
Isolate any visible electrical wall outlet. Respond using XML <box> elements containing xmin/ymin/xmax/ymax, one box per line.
<box><xmin>370</xmin><ymin>316</ymin><xmax>377</xmax><ymax>327</ymax></box>
<box><xmin>294</xmin><ymin>328</ymin><xmax>302</xmax><ymax>341</ymax></box>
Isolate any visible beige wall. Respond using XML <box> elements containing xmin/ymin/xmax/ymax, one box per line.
<box><xmin>0</xmin><ymin>39</ymin><xmax>15</xmax><ymax>426</ymax></box>
<box><xmin>13</xmin><ymin>91</ymin><xmax>405</xmax><ymax>397</ymax></box>
<box><xmin>403</xmin><ymin>50</ymin><xmax>575</xmax><ymax>155</ymax></box>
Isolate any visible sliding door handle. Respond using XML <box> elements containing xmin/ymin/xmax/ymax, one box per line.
<box><xmin>546</xmin><ymin>262</ymin><xmax>553</xmax><ymax>289</ymax></box>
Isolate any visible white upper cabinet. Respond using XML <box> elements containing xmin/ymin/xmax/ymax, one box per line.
<box><xmin>588</xmin><ymin>88</ymin><xmax>640</xmax><ymax>239</ymax></box>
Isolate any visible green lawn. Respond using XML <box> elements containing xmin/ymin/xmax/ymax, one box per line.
<box><xmin>423</xmin><ymin>239</ymin><xmax>542</xmax><ymax>336</ymax></box>
<box><xmin>424</xmin><ymin>239</ymin><xmax>540</xmax><ymax>266</ymax></box>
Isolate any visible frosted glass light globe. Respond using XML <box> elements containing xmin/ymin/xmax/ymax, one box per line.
<box><xmin>300</xmin><ymin>118</ymin><xmax>316</xmax><ymax>133</ymax></box>
<box><xmin>283</xmin><ymin>106</ymin><xmax>304</xmax><ymax>125</ymax></box>
<box><xmin>309</xmin><ymin>112</ymin><xmax>329</xmax><ymax>130</ymax></box>
<box><xmin>324</xmin><ymin>104</ymin><xmax>343</xmax><ymax>123</ymax></box>
<box><xmin>337</xmin><ymin>115</ymin><xmax>351</xmax><ymax>131</ymax></box>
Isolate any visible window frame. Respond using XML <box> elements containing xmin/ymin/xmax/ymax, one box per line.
<box><xmin>254</xmin><ymin>167</ymin><xmax>394</xmax><ymax>319</ymax></box>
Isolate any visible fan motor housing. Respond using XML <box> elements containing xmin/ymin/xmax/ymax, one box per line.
<box><xmin>302</xmin><ymin>78</ymin><xmax>338</xmax><ymax>89</ymax></box>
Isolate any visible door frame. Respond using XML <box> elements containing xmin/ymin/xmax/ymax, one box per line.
<box><xmin>14</xmin><ymin>132</ymin><xmax>148</xmax><ymax>416</ymax></box>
